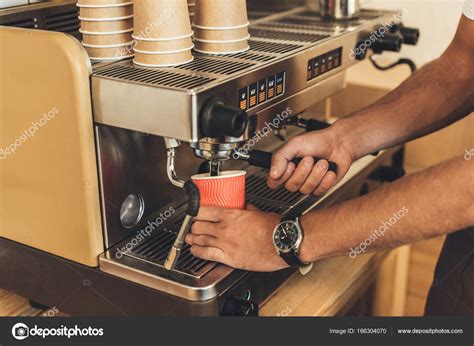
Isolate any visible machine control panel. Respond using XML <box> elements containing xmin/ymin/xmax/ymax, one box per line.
<box><xmin>307</xmin><ymin>47</ymin><xmax>343</xmax><ymax>81</ymax></box>
<box><xmin>238</xmin><ymin>71</ymin><xmax>286</xmax><ymax>111</ymax></box>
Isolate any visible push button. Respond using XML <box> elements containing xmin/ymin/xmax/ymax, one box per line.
<box><xmin>238</xmin><ymin>87</ymin><xmax>248</xmax><ymax>110</ymax></box>
<box><xmin>258</xmin><ymin>79</ymin><xmax>267</xmax><ymax>104</ymax></box>
<box><xmin>276</xmin><ymin>72</ymin><xmax>285</xmax><ymax>96</ymax></box>
<box><xmin>267</xmin><ymin>76</ymin><xmax>276</xmax><ymax>99</ymax></box>
<box><xmin>320</xmin><ymin>54</ymin><xmax>327</xmax><ymax>74</ymax></box>
<box><xmin>307</xmin><ymin>59</ymin><xmax>313</xmax><ymax>80</ymax></box>
<box><xmin>248</xmin><ymin>83</ymin><xmax>258</xmax><ymax>108</ymax></box>
<box><xmin>327</xmin><ymin>53</ymin><xmax>334</xmax><ymax>71</ymax></box>
<box><xmin>313</xmin><ymin>57</ymin><xmax>320</xmax><ymax>78</ymax></box>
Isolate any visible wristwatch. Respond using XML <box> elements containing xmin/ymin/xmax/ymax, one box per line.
<box><xmin>272</xmin><ymin>214</ymin><xmax>312</xmax><ymax>273</ymax></box>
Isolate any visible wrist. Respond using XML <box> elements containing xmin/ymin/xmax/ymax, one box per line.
<box><xmin>330</xmin><ymin>119</ymin><xmax>360</xmax><ymax>161</ymax></box>
<box><xmin>298</xmin><ymin>212</ymin><xmax>324</xmax><ymax>263</ymax></box>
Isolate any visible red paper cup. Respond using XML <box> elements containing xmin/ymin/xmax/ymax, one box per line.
<box><xmin>191</xmin><ymin>170</ymin><xmax>246</xmax><ymax>210</ymax></box>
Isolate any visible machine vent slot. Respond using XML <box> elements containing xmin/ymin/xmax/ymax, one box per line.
<box><xmin>180</xmin><ymin>56</ymin><xmax>255</xmax><ymax>75</ymax></box>
<box><xmin>296</xmin><ymin>9</ymin><xmax>382</xmax><ymax>21</ymax></box>
<box><xmin>94</xmin><ymin>63</ymin><xmax>215</xmax><ymax>90</ymax></box>
<box><xmin>2</xmin><ymin>18</ymin><xmax>37</xmax><ymax>29</ymax></box>
<box><xmin>44</xmin><ymin>10</ymin><xmax>80</xmax><ymax>32</ymax></box>
<box><xmin>228</xmin><ymin>51</ymin><xmax>275</xmax><ymax>62</ymax></box>
<box><xmin>249</xmin><ymin>39</ymin><xmax>302</xmax><ymax>54</ymax></box>
<box><xmin>250</xmin><ymin>28</ymin><xmax>329</xmax><ymax>43</ymax></box>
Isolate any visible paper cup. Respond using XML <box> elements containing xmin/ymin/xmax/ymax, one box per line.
<box><xmin>78</xmin><ymin>0</ymin><xmax>130</xmax><ymax>5</ymax></box>
<box><xmin>83</xmin><ymin>41</ymin><xmax>134</xmax><ymax>59</ymax></box>
<box><xmin>191</xmin><ymin>170</ymin><xmax>246</xmax><ymax>210</ymax></box>
<box><xmin>133</xmin><ymin>50</ymin><xmax>193</xmax><ymax>67</ymax></box>
<box><xmin>134</xmin><ymin>0</ymin><xmax>191</xmax><ymax>40</ymax></box>
<box><xmin>194</xmin><ymin>0</ymin><xmax>248</xmax><ymax>28</ymax></box>
<box><xmin>80</xmin><ymin>16</ymin><xmax>133</xmax><ymax>31</ymax></box>
<box><xmin>79</xmin><ymin>4</ymin><xmax>133</xmax><ymax>18</ymax></box>
<box><xmin>81</xmin><ymin>29</ymin><xmax>133</xmax><ymax>45</ymax></box>
<box><xmin>133</xmin><ymin>36</ymin><xmax>193</xmax><ymax>52</ymax></box>
<box><xmin>193</xmin><ymin>26</ymin><xmax>249</xmax><ymax>41</ymax></box>
<box><xmin>194</xmin><ymin>37</ymin><xmax>250</xmax><ymax>55</ymax></box>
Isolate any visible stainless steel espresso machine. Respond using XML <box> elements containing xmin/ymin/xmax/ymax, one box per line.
<box><xmin>0</xmin><ymin>0</ymin><xmax>418</xmax><ymax>315</ymax></box>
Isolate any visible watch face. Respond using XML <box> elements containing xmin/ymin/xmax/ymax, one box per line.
<box><xmin>273</xmin><ymin>221</ymin><xmax>302</xmax><ymax>253</ymax></box>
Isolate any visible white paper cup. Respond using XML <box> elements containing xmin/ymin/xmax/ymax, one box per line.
<box><xmin>78</xmin><ymin>3</ymin><xmax>133</xmax><ymax>18</ymax></box>
<box><xmin>83</xmin><ymin>41</ymin><xmax>134</xmax><ymax>59</ymax></box>
<box><xmin>78</xmin><ymin>0</ymin><xmax>130</xmax><ymax>5</ymax></box>
<box><xmin>81</xmin><ymin>28</ymin><xmax>133</xmax><ymax>45</ymax></box>
<box><xmin>193</xmin><ymin>26</ymin><xmax>249</xmax><ymax>41</ymax></box>
<box><xmin>133</xmin><ymin>36</ymin><xmax>193</xmax><ymax>52</ymax></box>
<box><xmin>80</xmin><ymin>16</ymin><xmax>133</xmax><ymax>31</ymax></box>
<box><xmin>194</xmin><ymin>38</ymin><xmax>250</xmax><ymax>55</ymax></box>
<box><xmin>134</xmin><ymin>0</ymin><xmax>192</xmax><ymax>40</ymax></box>
<box><xmin>133</xmin><ymin>50</ymin><xmax>194</xmax><ymax>67</ymax></box>
<box><xmin>194</xmin><ymin>0</ymin><xmax>248</xmax><ymax>28</ymax></box>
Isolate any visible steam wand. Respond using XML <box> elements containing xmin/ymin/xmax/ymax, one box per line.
<box><xmin>163</xmin><ymin>138</ymin><xmax>201</xmax><ymax>271</ymax></box>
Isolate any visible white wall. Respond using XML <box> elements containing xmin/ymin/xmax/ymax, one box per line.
<box><xmin>361</xmin><ymin>0</ymin><xmax>465</xmax><ymax>65</ymax></box>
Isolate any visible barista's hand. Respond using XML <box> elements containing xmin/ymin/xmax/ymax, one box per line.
<box><xmin>185</xmin><ymin>205</ymin><xmax>288</xmax><ymax>271</ymax></box>
<box><xmin>268</xmin><ymin>126</ymin><xmax>354</xmax><ymax>195</ymax></box>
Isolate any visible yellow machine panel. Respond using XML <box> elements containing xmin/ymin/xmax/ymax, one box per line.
<box><xmin>0</xmin><ymin>27</ymin><xmax>103</xmax><ymax>267</ymax></box>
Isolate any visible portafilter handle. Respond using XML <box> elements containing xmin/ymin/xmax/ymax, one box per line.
<box><xmin>164</xmin><ymin>181</ymin><xmax>200</xmax><ymax>271</ymax></box>
<box><xmin>239</xmin><ymin>150</ymin><xmax>338</xmax><ymax>174</ymax></box>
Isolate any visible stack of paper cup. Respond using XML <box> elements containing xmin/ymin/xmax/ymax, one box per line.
<box><xmin>78</xmin><ymin>0</ymin><xmax>134</xmax><ymax>61</ymax></box>
<box><xmin>193</xmin><ymin>0</ymin><xmax>250</xmax><ymax>55</ymax></box>
<box><xmin>188</xmin><ymin>0</ymin><xmax>195</xmax><ymax>24</ymax></box>
<box><xmin>133</xmin><ymin>0</ymin><xmax>194</xmax><ymax>67</ymax></box>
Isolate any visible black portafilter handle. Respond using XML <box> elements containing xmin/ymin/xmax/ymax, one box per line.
<box><xmin>201</xmin><ymin>98</ymin><xmax>249</xmax><ymax>138</ymax></box>
<box><xmin>247</xmin><ymin>150</ymin><xmax>338</xmax><ymax>174</ymax></box>
<box><xmin>183</xmin><ymin>181</ymin><xmax>200</xmax><ymax>217</ymax></box>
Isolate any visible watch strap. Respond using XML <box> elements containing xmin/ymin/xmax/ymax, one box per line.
<box><xmin>281</xmin><ymin>250</ymin><xmax>308</xmax><ymax>268</ymax></box>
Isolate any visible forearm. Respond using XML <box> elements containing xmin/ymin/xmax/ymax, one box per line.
<box><xmin>334</xmin><ymin>54</ymin><xmax>474</xmax><ymax>160</ymax></box>
<box><xmin>299</xmin><ymin>156</ymin><xmax>474</xmax><ymax>262</ymax></box>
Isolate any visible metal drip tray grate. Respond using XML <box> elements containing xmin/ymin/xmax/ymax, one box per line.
<box><xmin>180</xmin><ymin>56</ymin><xmax>255</xmax><ymax>75</ymax></box>
<box><xmin>93</xmin><ymin>63</ymin><xmax>215</xmax><ymax>90</ymax></box>
<box><xmin>250</xmin><ymin>27</ymin><xmax>329</xmax><ymax>43</ymax></box>
<box><xmin>122</xmin><ymin>171</ymin><xmax>306</xmax><ymax>278</ymax></box>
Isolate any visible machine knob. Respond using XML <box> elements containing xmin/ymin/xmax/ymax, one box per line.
<box><xmin>221</xmin><ymin>297</ymin><xmax>258</xmax><ymax>316</ymax></box>
<box><xmin>372</xmin><ymin>33</ymin><xmax>403</xmax><ymax>54</ymax></box>
<box><xmin>200</xmin><ymin>98</ymin><xmax>248</xmax><ymax>138</ymax></box>
<box><xmin>399</xmin><ymin>26</ymin><xmax>420</xmax><ymax>45</ymax></box>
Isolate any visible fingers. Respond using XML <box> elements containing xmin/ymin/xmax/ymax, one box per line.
<box><xmin>191</xmin><ymin>220</ymin><xmax>220</xmax><ymax>236</ymax></box>
<box><xmin>270</xmin><ymin>137</ymin><xmax>301</xmax><ymax>180</ymax></box>
<box><xmin>246</xmin><ymin>204</ymin><xmax>260</xmax><ymax>211</ymax></box>
<box><xmin>313</xmin><ymin>171</ymin><xmax>337</xmax><ymax>195</ymax></box>
<box><xmin>195</xmin><ymin>206</ymin><xmax>223</xmax><ymax>222</ymax></box>
<box><xmin>190</xmin><ymin>244</ymin><xmax>225</xmax><ymax>263</ymax></box>
<box><xmin>185</xmin><ymin>234</ymin><xmax>220</xmax><ymax>248</ymax></box>
<box><xmin>299</xmin><ymin>159</ymin><xmax>329</xmax><ymax>195</ymax></box>
<box><xmin>284</xmin><ymin>157</ymin><xmax>314</xmax><ymax>192</ymax></box>
<box><xmin>267</xmin><ymin>162</ymin><xmax>296</xmax><ymax>189</ymax></box>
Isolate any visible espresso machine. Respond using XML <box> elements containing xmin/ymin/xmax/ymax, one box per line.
<box><xmin>0</xmin><ymin>0</ymin><xmax>418</xmax><ymax>315</ymax></box>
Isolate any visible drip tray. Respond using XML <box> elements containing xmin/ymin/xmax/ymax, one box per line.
<box><xmin>99</xmin><ymin>169</ymin><xmax>313</xmax><ymax>301</ymax></box>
